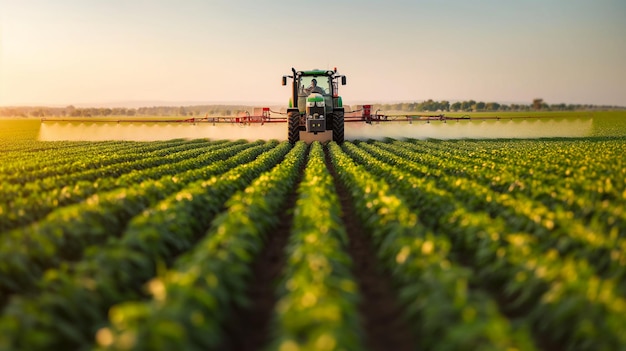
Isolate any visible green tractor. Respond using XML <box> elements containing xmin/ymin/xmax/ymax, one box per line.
<box><xmin>282</xmin><ymin>68</ymin><xmax>347</xmax><ymax>144</ymax></box>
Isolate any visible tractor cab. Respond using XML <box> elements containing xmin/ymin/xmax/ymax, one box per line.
<box><xmin>282</xmin><ymin>68</ymin><xmax>347</xmax><ymax>144</ymax></box>
<box><xmin>297</xmin><ymin>76</ymin><xmax>330</xmax><ymax>116</ymax></box>
<box><xmin>299</xmin><ymin>76</ymin><xmax>329</xmax><ymax>95</ymax></box>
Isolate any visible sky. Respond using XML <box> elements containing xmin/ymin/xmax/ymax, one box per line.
<box><xmin>1</xmin><ymin>0</ymin><xmax>625</xmax><ymax>107</ymax></box>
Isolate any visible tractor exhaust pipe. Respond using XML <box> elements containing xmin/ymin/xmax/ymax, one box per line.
<box><xmin>291</xmin><ymin>67</ymin><xmax>298</xmax><ymax>108</ymax></box>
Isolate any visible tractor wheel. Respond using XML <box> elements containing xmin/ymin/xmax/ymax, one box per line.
<box><xmin>288</xmin><ymin>110</ymin><xmax>300</xmax><ymax>144</ymax></box>
<box><xmin>332</xmin><ymin>109</ymin><xmax>344</xmax><ymax>144</ymax></box>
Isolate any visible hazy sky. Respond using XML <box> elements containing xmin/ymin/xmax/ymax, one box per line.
<box><xmin>1</xmin><ymin>0</ymin><xmax>625</xmax><ymax>107</ymax></box>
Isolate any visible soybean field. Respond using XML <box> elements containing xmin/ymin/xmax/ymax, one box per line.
<box><xmin>1</xmin><ymin>112</ymin><xmax>626</xmax><ymax>351</ymax></box>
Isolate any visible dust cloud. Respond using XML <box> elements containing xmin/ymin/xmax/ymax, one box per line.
<box><xmin>346</xmin><ymin>117</ymin><xmax>593</xmax><ymax>140</ymax></box>
<box><xmin>39</xmin><ymin>122</ymin><xmax>286</xmax><ymax>141</ymax></box>
<box><xmin>39</xmin><ymin>118</ymin><xmax>593</xmax><ymax>142</ymax></box>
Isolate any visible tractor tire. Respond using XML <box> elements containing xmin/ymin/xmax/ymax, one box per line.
<box><xmin>288</xmin><ymin>110</ymin><xmax>300</xmax><ymax>144</ymax></box>
<box><xmin>332</xmin><ymin>109</ymin><xmax>344</xmax><ymax>144</ymax></box>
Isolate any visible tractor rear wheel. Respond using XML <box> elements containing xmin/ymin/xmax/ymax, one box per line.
<box><xmin>288</xmin><ymin>110</ymin><xmax>300</xmax><ymax>144</ymax></box>
<box><xmin>332</xmin><ymin>109</ymin><xmax>344</xmax><ymax>144</ymax></box>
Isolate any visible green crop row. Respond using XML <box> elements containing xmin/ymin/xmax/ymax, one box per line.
<box><xmin>330</xmin><ymin>142</ymin><xmax>536</xmax><ymax>350</ymax></box>
<box><xmin>0</xmin><ymin>139</ymin><xmax>200</xmax><ymax>184</ymax></box>
<box><xmin>0</xmin><ymin>140</ymin><xmax>250</xmax><ymax>232</ymax></box>
<box><xmin>0</xmin><ymin>141</ymin><xmax>294</xmax><ymax>351</ymax></box>
<box><xmin>268</xmin><ymin>142</ymin><xmax>364</xmax><ymax>351</ymax></box>
<box><xmin>365</xmin><ymin>141</ymin><xmax>626</xmax><ymax>289</ymax></box>
<box><xmin>0</xmin><ymin>139</ymin><xmax>232</xmax><ymax>202</ymax></box>
<box><xmin>1</xmin><ymin>130</ymin><xmax>625</xmax><ymax>350</ymax></box>
<box><xmin>394</xmin><ymin>139</ymin><xmax>626</xmax><ymax>233</ymax></box>
<box><xmin>387</xmin><ymin>139</ymin><xmax>626</xmax><ymax>291</ymax></box>
<box><xmin>0</xmin><ymin>141</ymin><xmax>277</xmax><ymax>303</ymax></box>
<box><xmin>90</xmin><ymin>141</ymin><xmax>302</xmax><ymax>351</ymax></box>
<box><xmin>0</xmin><ymin>139</ymin><xmax>217</xmax><ymax>177</ymax></box>
<box><xmin>345</xmin><ymin>140</ymin><xmax>626</xmax><ymax>350</ymax></box>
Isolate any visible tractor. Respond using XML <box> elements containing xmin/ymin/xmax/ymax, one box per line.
<box><xmin>282</xmin><ymin>68</ymin><xmax>347</xmax><ymax>144</ymax></box>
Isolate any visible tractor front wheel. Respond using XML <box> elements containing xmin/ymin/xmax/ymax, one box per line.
<box><xmin>332</xmin><ymin>109</ymin><xmax>344</xmax><ymax>144</ymax></box>
<box><xmin>288</xmin><ymin>110</ymin><xmax>300</xmax><ymax>144</ymax></box>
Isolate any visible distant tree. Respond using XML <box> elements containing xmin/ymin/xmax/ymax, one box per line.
<box><xmin>451</xmin><ymin>102</ymin><xmax>461</xmax><ymax>111</ymax></box>
<box><xmin>30</xmin><ymin>109</ymin><xmax>44</xmax><ymax>118</ymax></box>
<box><xmin>533</xmin><ymin>98</ymin><xmax>544</xmax><ymax>110</ymax></box>
<box><xmin>460</xmin><ymin>101</ymin><xmax>470</xmax><ymax>111</ymax></box>
<box><xmin>64</xmin><ymin>105</ymin><xmax>75</xmax><ymax>117</ymax></box>
<box><xmin>475</xmin><ymin>101</ymin><xmax>486</xmax><ymax>111</ymax></box>
<box><xmin>440</xmin><ymin>100</ymin><xmax>450</xmax><ymax>111</ymax></box>
<box><xmin>485</xmin><ymin>102</ymin><xmax>500</xmax><ymax>111</ymax></box>
<box><xmin>419</xmin><ymin>99</ymin><xmax>436</xmax><ymax>111</ymax></box>
<box><xmin>87</xmin><ymin>108</ymin><xmax>99</xmax><ymax>117</ymax></box>
<box><xmin>460</xmin><ymin>100</ymin><xmax>477</xmax><ymax>111</ymax></box>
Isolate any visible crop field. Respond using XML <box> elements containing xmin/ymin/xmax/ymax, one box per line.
<box><xmin>1</xmin><ymin>112</ymin><xmax>626</xmax><ymax>351</ymax></box>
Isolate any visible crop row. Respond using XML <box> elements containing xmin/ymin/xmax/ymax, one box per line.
<box><xmin>0</xmin><ymin>139</ymin><xmax>232</xmax><ymax>199</ymax></box>
<box><xmin>93</xmin><ymin>141</ymin><xmax>306</xmax><ymax>350</ymax></box>
<box><xmin>398</xmin><ymin>139</ymin><xmax>625</xmax><ymax>228</ymax></box>
<box><xmin>0</xmin><ymin>141</ymin><xmax>277</xmax><ymax>303</ymax></box>
<box><xmin>269</xmin><ymin>142</ymin><xmax>363</xmax><ymax>351</ymax></box>
<box><xmin>0</xmin><ymin>140</ymin><xmax>294</xmax><ymax>350</ymax></box>
<box><xmin>330</xmin><ymin>142</ymin><xmax>536</xmax><ymax>350</ymax></box>
<box><xmin>342</xmin><ymin>139</ymin><xmax>626</xmax><ymax>350</ymax></box>
<box><xmin>95</xmin><ymin>142</ymin><xmax>364</xmax><ymax>351</ymax></box>
<box><xmin>0</xmin><ymin>140</ymin><xmax>251</xmax><ymax>231</ymax></box>
<box><xmin>0</xmin><ymin>139</ymin><xmax>212</xmax><ymax>183</ymax></box>
<box><xmin>366</xmin><ymin>141</ymin><xmax>626</xmax><ymax>290</ymax></box>
<box><xmin>1</xmin><ymin>136</ymin><xmax>624</xmax><ymax>350</ymax></box>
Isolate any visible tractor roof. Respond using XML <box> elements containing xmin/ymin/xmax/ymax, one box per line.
<box><xmin>299</xmin><ymin>69</ymin><xmax>334</xmax><ymax>76</ymax></box>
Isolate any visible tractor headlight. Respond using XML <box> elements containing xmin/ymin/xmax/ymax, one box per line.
<box><xmin>316</xmin><ymin>100</ymin><xmax>325</xmax><ymax>107</ymax></box>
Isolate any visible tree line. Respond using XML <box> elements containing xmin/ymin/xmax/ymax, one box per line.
<box><xmin>373</xmin><ymin>98</ymin><xmax>623</xmax><ymax>113</ymax></box>
<box><xmin>1</xmin><ymin>99</ymin><xmax>624</xmax><ymax>118</ymax></box>
<box><xmin>0</xmin><ymin>105</ymin><xmax>254</xmax><ymax>118</ymax></box>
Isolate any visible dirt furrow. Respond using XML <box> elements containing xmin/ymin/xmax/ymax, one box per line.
<box><xmin>324</xmin><ymin>144</ymin><xmax>417</xmax><ymax>351</ymax></box>
<box><xmin>220</xmin><ymin>156</ymin><xmax>307</xmax><ymax>351</ymax></box>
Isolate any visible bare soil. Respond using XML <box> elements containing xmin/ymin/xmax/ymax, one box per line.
<box><xmin>324</xmin><ymin>145</ymin><xmax>417</xmax><ymax>351</ymax></box>
<box><xmin>219</xmin><ymin>155</ymin><xmax>306</xmax><ymax>351</ymax></box>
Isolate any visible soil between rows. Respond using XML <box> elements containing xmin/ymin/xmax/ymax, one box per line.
<box><xmin>220</xmin><ymin>150</ymin><xmax>308</xmax><ymax>351</ymax></box>
<box><xmin>324</xmin><ymin>145</ymin><xmax>417</xmax><ymax>351</ymax></box>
